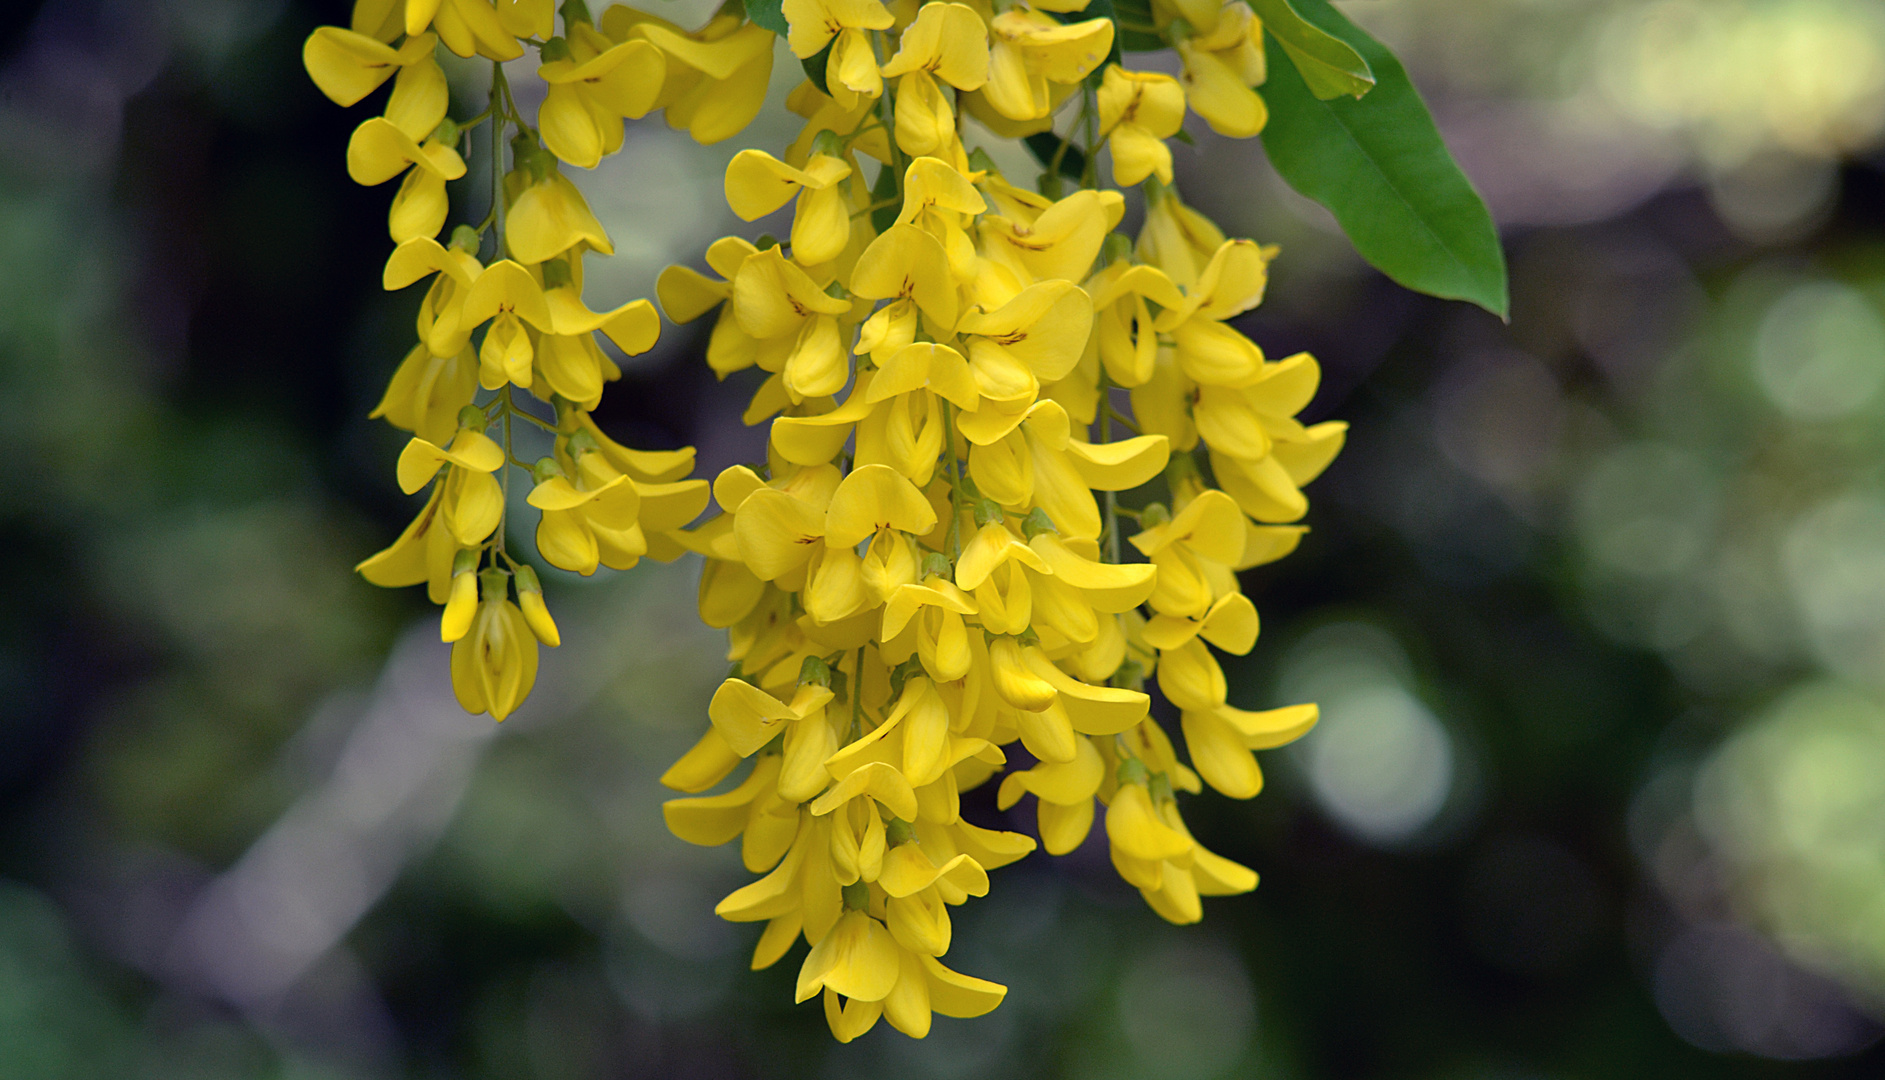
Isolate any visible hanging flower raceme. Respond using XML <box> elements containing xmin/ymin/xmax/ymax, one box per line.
<box><xmin>643</xmin><ymin>0</ymin><xmax>1344</xmax><ymax>1043</ymax></box>
<box><xmin>314</xmin><ymin>0</ymin><xmax>1381</xmax><ymax>1046</ymax></box>
<box><xmin>309</xmin><ymin>0</ymin><xmax>721</xmax><ymax>721</ymax></box>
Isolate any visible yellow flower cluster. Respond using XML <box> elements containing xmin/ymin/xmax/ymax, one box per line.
<box><xmin>306</xmin><ymin>0</ymin><xmax>1344</xmax><ymax>1042</ymax></box>
<box><xmin>647</xmin><ymin>0</ymin><xmax>1343</xmax><ymax>1041</ymax></box>
<box><xmin>303</xmin><ymin>0</ymin><xmax>800</xmax><ymax>718</ymax></box>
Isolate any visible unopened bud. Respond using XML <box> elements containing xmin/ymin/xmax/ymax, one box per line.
<box><xmin>441</xmin><ymin>568</ymin><xmax>478</xmax><ymax>642</ymax></box>
<box><xmin>516</xmin><ymin>577</ymin><xmax>560</xmax><ymax>646</ymax></box>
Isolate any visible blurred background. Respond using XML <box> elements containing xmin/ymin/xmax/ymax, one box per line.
<box><xmin>5</xmin><ymin>0</ymin><xmax>1885</xmax><ymax>1076</ymax></box>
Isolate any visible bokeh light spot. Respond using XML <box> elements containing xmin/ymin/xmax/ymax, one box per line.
<box><xmin>1754</xmin><ymin>281</ymin><xmax>1885</xmax><ymax>420</ymax></box>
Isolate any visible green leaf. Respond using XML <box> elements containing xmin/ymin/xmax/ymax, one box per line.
<box><xmin>743</xmin><ymin>0</ymin><xmax>788</xmax><ymax>38</ymax></box>
<box><xmin>1258</xmin><ymin>0</ymin><xmax>1508</xmax><ymax>318</ymax></box>
<box><xmin>801</xmin><ymin>40</ymin><xmax>831</xmax><ymax>92</ymax></box>
<box><xmin>1247</xmin><ymin>0</ymin><xmax>1373</xmax><ymax>100</ymax></box>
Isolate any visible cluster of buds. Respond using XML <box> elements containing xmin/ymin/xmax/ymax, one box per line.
<box><xmin>307</xmin><ymin>0</ymin><xmax>1345</xmax><ymax>1041</ymax></box>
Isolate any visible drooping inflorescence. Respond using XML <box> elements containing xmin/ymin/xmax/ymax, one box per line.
<box><xmin>309</xmin><ymin>0</ymin><xmax>1346</xmax><ymax>1042</ymax></box>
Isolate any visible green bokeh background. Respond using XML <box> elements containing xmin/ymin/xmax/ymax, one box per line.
<box><xmin>5</xmin><ymin>0</ymin><xmax>1885</xmax><ymax>1076</ymax></box>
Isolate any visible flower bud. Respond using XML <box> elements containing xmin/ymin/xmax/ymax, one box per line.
<box><xmin>513</xmin><ymin>564</ymin><xmax>560</xmax><ymax>647</ymax></box>
<box><xmin>441</xmin><ymin>552</ymin><xmax>479</xmax><ymax>642</ymax></box>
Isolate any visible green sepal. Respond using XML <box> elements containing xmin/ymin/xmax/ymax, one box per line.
<box><xmin>1247</xmin><ymin>0</ymin><xmax>1374</xmax><ymax>100</ymax></box>
<box><xmin>1257</xmin><ymin>0</ymin><xmax>1508</xmax><ymax>318</ymax></box>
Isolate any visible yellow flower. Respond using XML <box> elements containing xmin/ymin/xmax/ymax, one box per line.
<box><xmin>1178</xmin><ymin>3</ymin><xmax>1268</xmax><ymax>138</ymax></box>
<box><xmin>981</xmin><ymin>11</ymin><xmax>1114</xmax><ymax>122</ymax></box>
<box><xmin>302</xmin><ymin>28</ymin><xmax>437</xmax><ymax>108</ymax></box>
<box><xmin>851</xmin><ymin>223</ymin><xmax>960</xmax><ymax>331</ymax></box>
<box><xmin>1088</xmin><ymin>260</ymin><xmax>1186</xmax><ymax>388</ymax></box>
<box><xmin>395</xmin><ymin>425</ymin><xmax>506</xmax><ymax>545</ymax></box>
<box><xmin>781</xmin><ymin>0</ymin><xmax>895</xmax><ymax>108</ymax></box>
<box><xmin>601</xmin><ymin>8</ymin><xmax>777</xmax><ymax>144</ymax></box>
<box><xmin>731</xmin><ymin>246</ymin><xmax>853</xmax><ymax>399</ymax></box>
<box><xmin>1097</xmin><ymin>65</ymin><xmax>1186</xmax><ymax>186</ymax></box>
<box><xmin>450</xmin><ymin>570</ymin><xmax>542</xmax><ymax>720</ymax></box>
<box><xmin>403</xmin><ymin>0</ymin><xmax>523</xmax><ymax>60</ymax></box>
<box><xmin>538</xmin><ymin>27</ymin><xmax>667</xmax><ymax>168</ymax></box>
<box><xmin>723</xmin><ymin>149</ymin><xmax>857</xmax><ymax>267</ymax></box>
<box><xmin>527</xmin><ymin>463</ymin><xmax>646</xmax><ymax>575</ymax></box>
<box><xmin>1130</xmin><ymin>489</ymin><xmax>1247</xmax><ymax>617</ymax></box>
<box><xmin>1181</xmin><ymin>701</ymin><xmax>1316</xmax><ymax>798</ymax></box>
<box><xmin>460</xmin><ymin>259</ymin><xmax>555</xmax><ymax>390</ymax></box>
<box><xmin>370</xmin><ymin>341</ymin><xmax>478</xmax><ymax>444</ymax></box>
<box><xmin>979</xmin><ymin>188</ymin><xmax>1123</xmax><ymax>286</ymax></box>
<box><xmin>506</xmin><ymin>171</ymin><xmax>614</xmax><ymax>265</ymax></box>
<box><xmin>879</xmin><ymin>2</ymin><xmax>990</xmax><ymax>155</ymax></box>
<box><xmin>346</xmin><ymin>116</ymin><xmax>465</xmax><ymax>188</ymax></box>
<box><xmin>996</xmin><ymin>734</ymin><xmax>1105</xmax><ymax>852</ymax></box>
<box><xmin>1137</xmin><ymin>182</ymin><xmax>1226</xmax><ymax>289</ymax></box>
<box><xmin>384</xmin><ymin>235</ymin><xmax>485</xmax><ymax>357</ymax></box>
<box><xmin>657</xmin><ymin>236</ymin><xmax>765</xmax><ymax>378</ymax></box>
<box><xmin>355</xmin><ymin>484</ymin><xmax>460</xmax><ymax>603</ymax></box>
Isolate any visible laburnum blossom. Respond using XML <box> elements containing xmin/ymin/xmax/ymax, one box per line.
<box><xmin>310</xmin><ymin>0</ymin><xmax>1356</xmax><ymax>1044</ymax></box>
